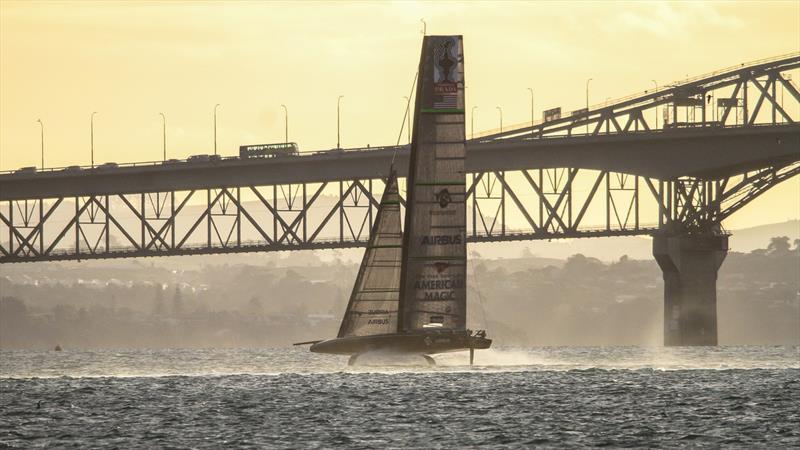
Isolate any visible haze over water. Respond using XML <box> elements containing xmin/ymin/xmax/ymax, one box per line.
<box><xmin>2</xmin><ymin>346</ymin><xmax>798</xmax><ymax>447</ymax></box>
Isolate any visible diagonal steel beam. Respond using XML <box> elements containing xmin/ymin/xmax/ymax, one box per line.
<box><xmin>750</xmin><ymin>75</ymin><xmax>794</xmax><ymax>124</ymax></box>
<box><xmin>493</xmin><ymin>171</ymin><xmax>540</xmax><ymax>232</ymax></box>
<box><xmin>117</xmin><ymin>194</ymin><xmax>170</xmax><ymax>249</ymax></box>
<box><xmin>176</xmin><ymin>189</ymin><xmax>225</xmax><ymax>249</ymax></box>
<box><xmin>145</xmin><ymin>190</ymin><xmax>196</xmax><ymax>251</ymax></box>
<box><xmin>308</xmin><ymin>181</ymin><xmax>359</xmax><ymax>243</ymax></box>
<box><xmin>44</xmin><ymin>197</ymin><xmax>95</xmax><ymax>254</ymax></box>
<box><xmin>278</xmin><ymin>182</ymin><xmax>328</xmax><ymax>244</ymax></box>
<box><xmin>250</xmin><ymin>186</ymin><xmax>302</xmax><ymax>244</ymax></box>
<box><xmin>223</xmin><ymin>188</ymin><xmax>273</xmax><ymax>244</ymax></box>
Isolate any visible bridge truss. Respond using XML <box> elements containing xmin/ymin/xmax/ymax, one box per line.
<box><xmin>1</xmin><ymin>160</ymin><xmax>797</xmax><ymax>263</ymax></box>
<box><xmin>1</xmin><ymin>53</ymin><xmax>799</xmax><ymax>263</ymax></box>
<box><xmin>474</xmin><ymin>52</ymin><xmax>799</xmax><ymax>141</ymax></box>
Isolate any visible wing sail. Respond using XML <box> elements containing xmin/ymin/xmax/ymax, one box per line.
<box><xmin>399</xmin><ymin>36</ymin><xmax>468</xmax><ymax>332</ymax></box>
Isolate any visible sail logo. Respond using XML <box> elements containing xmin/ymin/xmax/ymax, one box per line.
<box><xmin>414</xmin><ymin>278</ymin><xmax>463</xmax><ymax>290</ymax></box>
<box><xmin>424</xmin><ymin>291</ymin><xmax>456</xmax><ymax>301</ymax></box>
<box><xmin>436</xmin><ymin>189</ymin><xmax>451</xmax><ymax>208</ymax></box>
<box><xmin>420</xmin><ymin>234</ymin><xmax>462</xmax><ymax>245</ymax></box>
<box><xmin>433</xmin><ymin>262</ymin><xmax>449</xmax><ymax>273</ymax></box>
<box><xmin>432</xmin><ymin>37</ymin><xmax>461</xmax><ymax>109</ymax></box>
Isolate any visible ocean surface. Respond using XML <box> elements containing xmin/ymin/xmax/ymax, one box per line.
<box><xmin>1</xmin><ymin>346</ymin><xmax>798</xmax><ymax>448</ymax></box>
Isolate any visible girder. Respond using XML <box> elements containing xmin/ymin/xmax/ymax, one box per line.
<box><xmin>2</xmin><ymin>161</ymin><xmax>796</xmax><ymax>263</ymax></box>
<box><xmin>1</xmin><ymin>53</ymin><xmax>798</xmax><ymax>263</ymax></box>
<box><xmin>476</xmin><ymin>52</ymin><xmax>800</xmax><ymax>141</ymax></box>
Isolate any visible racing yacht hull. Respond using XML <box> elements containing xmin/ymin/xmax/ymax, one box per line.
<box><xmin>310</xmin><ymin>330</ymin><xmax>491</xmax><ymax>356</ymax></box>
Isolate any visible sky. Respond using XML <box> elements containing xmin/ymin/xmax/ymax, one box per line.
<box><xmin>1</xmin><ymin>0</ymin><xmax>798</xmax><ymax>230</ymax></box>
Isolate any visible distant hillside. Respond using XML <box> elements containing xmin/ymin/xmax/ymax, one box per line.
<box><xmin>478</xmin><ymin>220</ymin><xmax>800</xmax><ymax>262</ymax></box>
<box><xmin>727</xmin><ymin>220</ymin><xmax>799</xmax><ymax>253</ymax></box>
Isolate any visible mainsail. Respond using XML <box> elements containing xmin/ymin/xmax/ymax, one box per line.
<box><xmin>399</xmin><ymin>35</ymin><xmax>467</xmax><ymax>332</ymax></box>
<box><xmin>337</xmin><ymin>171</ymin><xmax>403</xmax><ymax>337</ymax></box>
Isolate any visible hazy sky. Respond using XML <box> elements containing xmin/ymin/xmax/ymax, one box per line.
<box><xmin>1</xmin><ymin>1</ymin><xmax>798</xmax><ymax>229</ymax></box>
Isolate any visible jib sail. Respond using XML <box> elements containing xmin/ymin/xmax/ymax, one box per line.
<box><xmin>337</xmin><ymin>170</ymin><xmax>403</xmax><ymax>337</ymax></box>
<box><xmin>399</xmin><ymin>35</ymin><xmax>467</xmax><ymax>332</ymax></box>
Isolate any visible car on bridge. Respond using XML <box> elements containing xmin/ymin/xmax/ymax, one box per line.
<box><xmin>63</xmin><ymin>165</ymin><xmax>82</xmax><ymax>172</ymax></box>
<box><xmin>97</xmin><ymin>162</ymin><xmax>119</xmax><ymax>170</ymax></box>
<box><xmin>187</xmin><ymin>154</ymin><xmax>221</xmax><ymax>163</ymax></box>
<box><xmin>13</xmin><ymin>166</ymin><xmax>37</xmax><ymax>175</ymax></box>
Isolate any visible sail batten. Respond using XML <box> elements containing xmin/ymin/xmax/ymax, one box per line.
<box><xmin>336</xmin><ymin>171</ymin><xmax>403</xmax><ymax>338</ymax></box>
<box><xmin>399</xmin><ymin>35</ymin><xmax>468</xmax><ymax>332</ymax></box>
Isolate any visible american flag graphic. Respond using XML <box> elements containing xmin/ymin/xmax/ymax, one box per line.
<box><xmin>433</xmin><ymin>94</ymin><xmax>458</xmax><ymax>109</ymax></box>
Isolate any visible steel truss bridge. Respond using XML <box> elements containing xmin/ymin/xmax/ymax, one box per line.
<box><xmin>1</xmin><ymin>53</ymin><xmax>799</xmax><ymax>265</ymax></box>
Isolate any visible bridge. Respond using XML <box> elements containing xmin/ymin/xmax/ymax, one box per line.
<box><xmin>2</xmin><ymin>52</ymin><xmax>799</xmax><ymax>346</ymax></box>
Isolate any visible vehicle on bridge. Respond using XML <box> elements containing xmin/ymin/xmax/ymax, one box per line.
<box><xmin>97</xmin><ymin>162</ymin><xmax>119</xmax><ymax>170</ymax></box>
<box><xmin>187</xmin><ymin>154</ymin><xmax>221</xmax><ymax>163</ymax></box>
<box><xmin>239</xmin><ymin>142</ymin><xmax>299</xmax><ymax>159</ymax></box>
<box><xmin>13</xmin><ymin>166</ymin><xmax>36</xmax><ymax>175</ymax></box>
<box><xmin>63</xmin><ymin>165</ymin><xmax>82</xmax><ymax>172</ymax></box>
<box><xmin>664</xmin><ymin>121</ymin><xmax>723</xmax><ymax>130</ymax></box>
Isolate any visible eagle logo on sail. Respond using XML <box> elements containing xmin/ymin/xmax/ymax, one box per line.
<box><xmin>434</xmin><ymin>262</ymin><xmax>450</xmax><ymax>273</ymax></box>
<box><xmin>436</xmin><ymin>188</ymin><xmax>451</xmax><ymax>208</ymax></box>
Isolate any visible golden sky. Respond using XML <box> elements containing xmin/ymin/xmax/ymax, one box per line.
<box><xmin>1</xmin><ymin>0</ymin><xmax>798</xmax><ymax>229</ymax></box>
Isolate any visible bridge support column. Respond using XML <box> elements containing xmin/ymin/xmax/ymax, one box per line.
<box><xmin>653</xmin><ymin>234</ymin><xmax>728</xmax><ymax>346</ymax></box>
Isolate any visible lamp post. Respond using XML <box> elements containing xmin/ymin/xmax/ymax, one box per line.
<box><xmin>90</xmin><ymin>111</ymin><xmax>98</xmax><ymax>168</ymax></box>
<box><xmin>213</xmin><ymin>104</ymin><xmax>220</xmax><ymax>155</ymax></box>
<box><xmin>585</xmin><ymin>78</ymin><xmax>593</xmax><ymax>134</ymax></box>
<box><xmin>527</xmin><ymin>87</ymin><xmax>534</xmax><ymax>136</ymax></box>
<box><xmin>159</xmin><ymin>113</ymin><xmax>166</xmax><ymax>161</ymax></box>
<box><xmin>281</xmin><ymin>104</ymin><xmax>288</xmax><ymax>144</ymax></box>
<box><xmin>471</xmin><ymin>106</ymin><xmax>478</xmax><ymax>140</ymax></box>
<box><xmin>36</xmin><ymin>119</ymin><xmax>44</xmax><ymax>169</ymax></box>
<box><xmin>337</xmin><ymin>95</ymin><xmax>344</xmax><ymax>149</ymax></box>
<box><xmin>495</xmin><ymin>106</ymin><xmax>503</xmax><ymax>133</ymax></box>
<box><xmin>651</xmin><ymin>80</ymin><xmax>658</xmax><ymax>129</ymax></box>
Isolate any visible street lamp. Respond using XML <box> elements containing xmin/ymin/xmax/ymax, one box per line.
<box><xmin>159</xmin><ymin>113</ymin><xmax>166</xmax><ymax>161</ymax></box>
<box><xmin>337</xmin><ymin>95</ymin><xmax>344</xmax><ymax>149</ymax></box>
<box><xmin>213</xmin><ymin>104</ymin><xmax>220</xmax><ymax>155</ymax></box>
<box><xmin>90</xmin><ymin>111</ymin><xmax>98</xmax><ymax>168</ymax></box>
<box><xmin>281</xmin><ymin>104</ymin><xmax>288</xmax><ymax>144</ymax></box>
<box><xmin>651</xmin><ymin>80</ymin><xmax>658</xmax><ymax>129</ymax></box>
<box><xmin>527</xmin><ymin>87</ymin><xmax>534</xmax><ymax>136</ymax></box>
<box><xmin>36</xmin><ymin>119</ymin><xmax>44</xmax><ymax>169</ymax></box>
<box><xmin>402</xmin><ymin>96</ymin><xmax>411</xmax><ymax>144</ymax></box>
<box><xmin>495</xmin><ymin>106</ymin><xmax>503</xmax><ymax>133</ymax></box>
<box><xmin>471</xmin><ymin>106</ymin><xmax>478</xmax><ymax>140</ymax></box>
<box><xmin>585</xmin><ymin>78</ymin><xmax>593</xmax><ymax>134</ymax></box>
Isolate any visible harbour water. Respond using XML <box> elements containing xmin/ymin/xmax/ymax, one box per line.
<box><xmin>1</xmin><ymin>346</ymin><xmax>798</xmax><ymax>447</ymax></box>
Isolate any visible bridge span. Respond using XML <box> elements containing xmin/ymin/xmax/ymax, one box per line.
<box><xmin>1</xmin><ymin>52</ymin><xmax>799</xmax><ymax>346</ymax></box>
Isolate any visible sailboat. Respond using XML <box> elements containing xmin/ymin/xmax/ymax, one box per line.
<box><xmin>299</xmin><ymin>35</ymin><xmax>491</xmax><ymax>366</ymax></box>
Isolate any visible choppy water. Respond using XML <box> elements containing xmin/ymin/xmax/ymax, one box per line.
<box><xmin>1</xmin><ymin>346</ymin><xmax>798</xmax><ymax>448</ymax></box>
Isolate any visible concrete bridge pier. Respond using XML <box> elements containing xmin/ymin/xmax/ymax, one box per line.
<box><xmin>653</xmin><ymin>234</ymin><xmax>728</xmax><ymax>346</ymax></box>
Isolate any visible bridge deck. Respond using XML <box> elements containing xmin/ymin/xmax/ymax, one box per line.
<box><xmin>2</xmin><ymin>124</ymin><xmax>798</xmax><ymax>201</ymax></box>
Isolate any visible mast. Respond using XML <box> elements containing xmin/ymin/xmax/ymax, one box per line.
<box><xmin>399</xmin><ymin>35</ymin><xmax>467</xmax><ymax>332</ymax></box>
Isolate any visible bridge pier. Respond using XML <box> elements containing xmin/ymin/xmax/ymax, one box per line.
<box><xmin>653</xmin><ymin>234</ymin><xmax>728</xmax><ymax>346</ymax></box>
